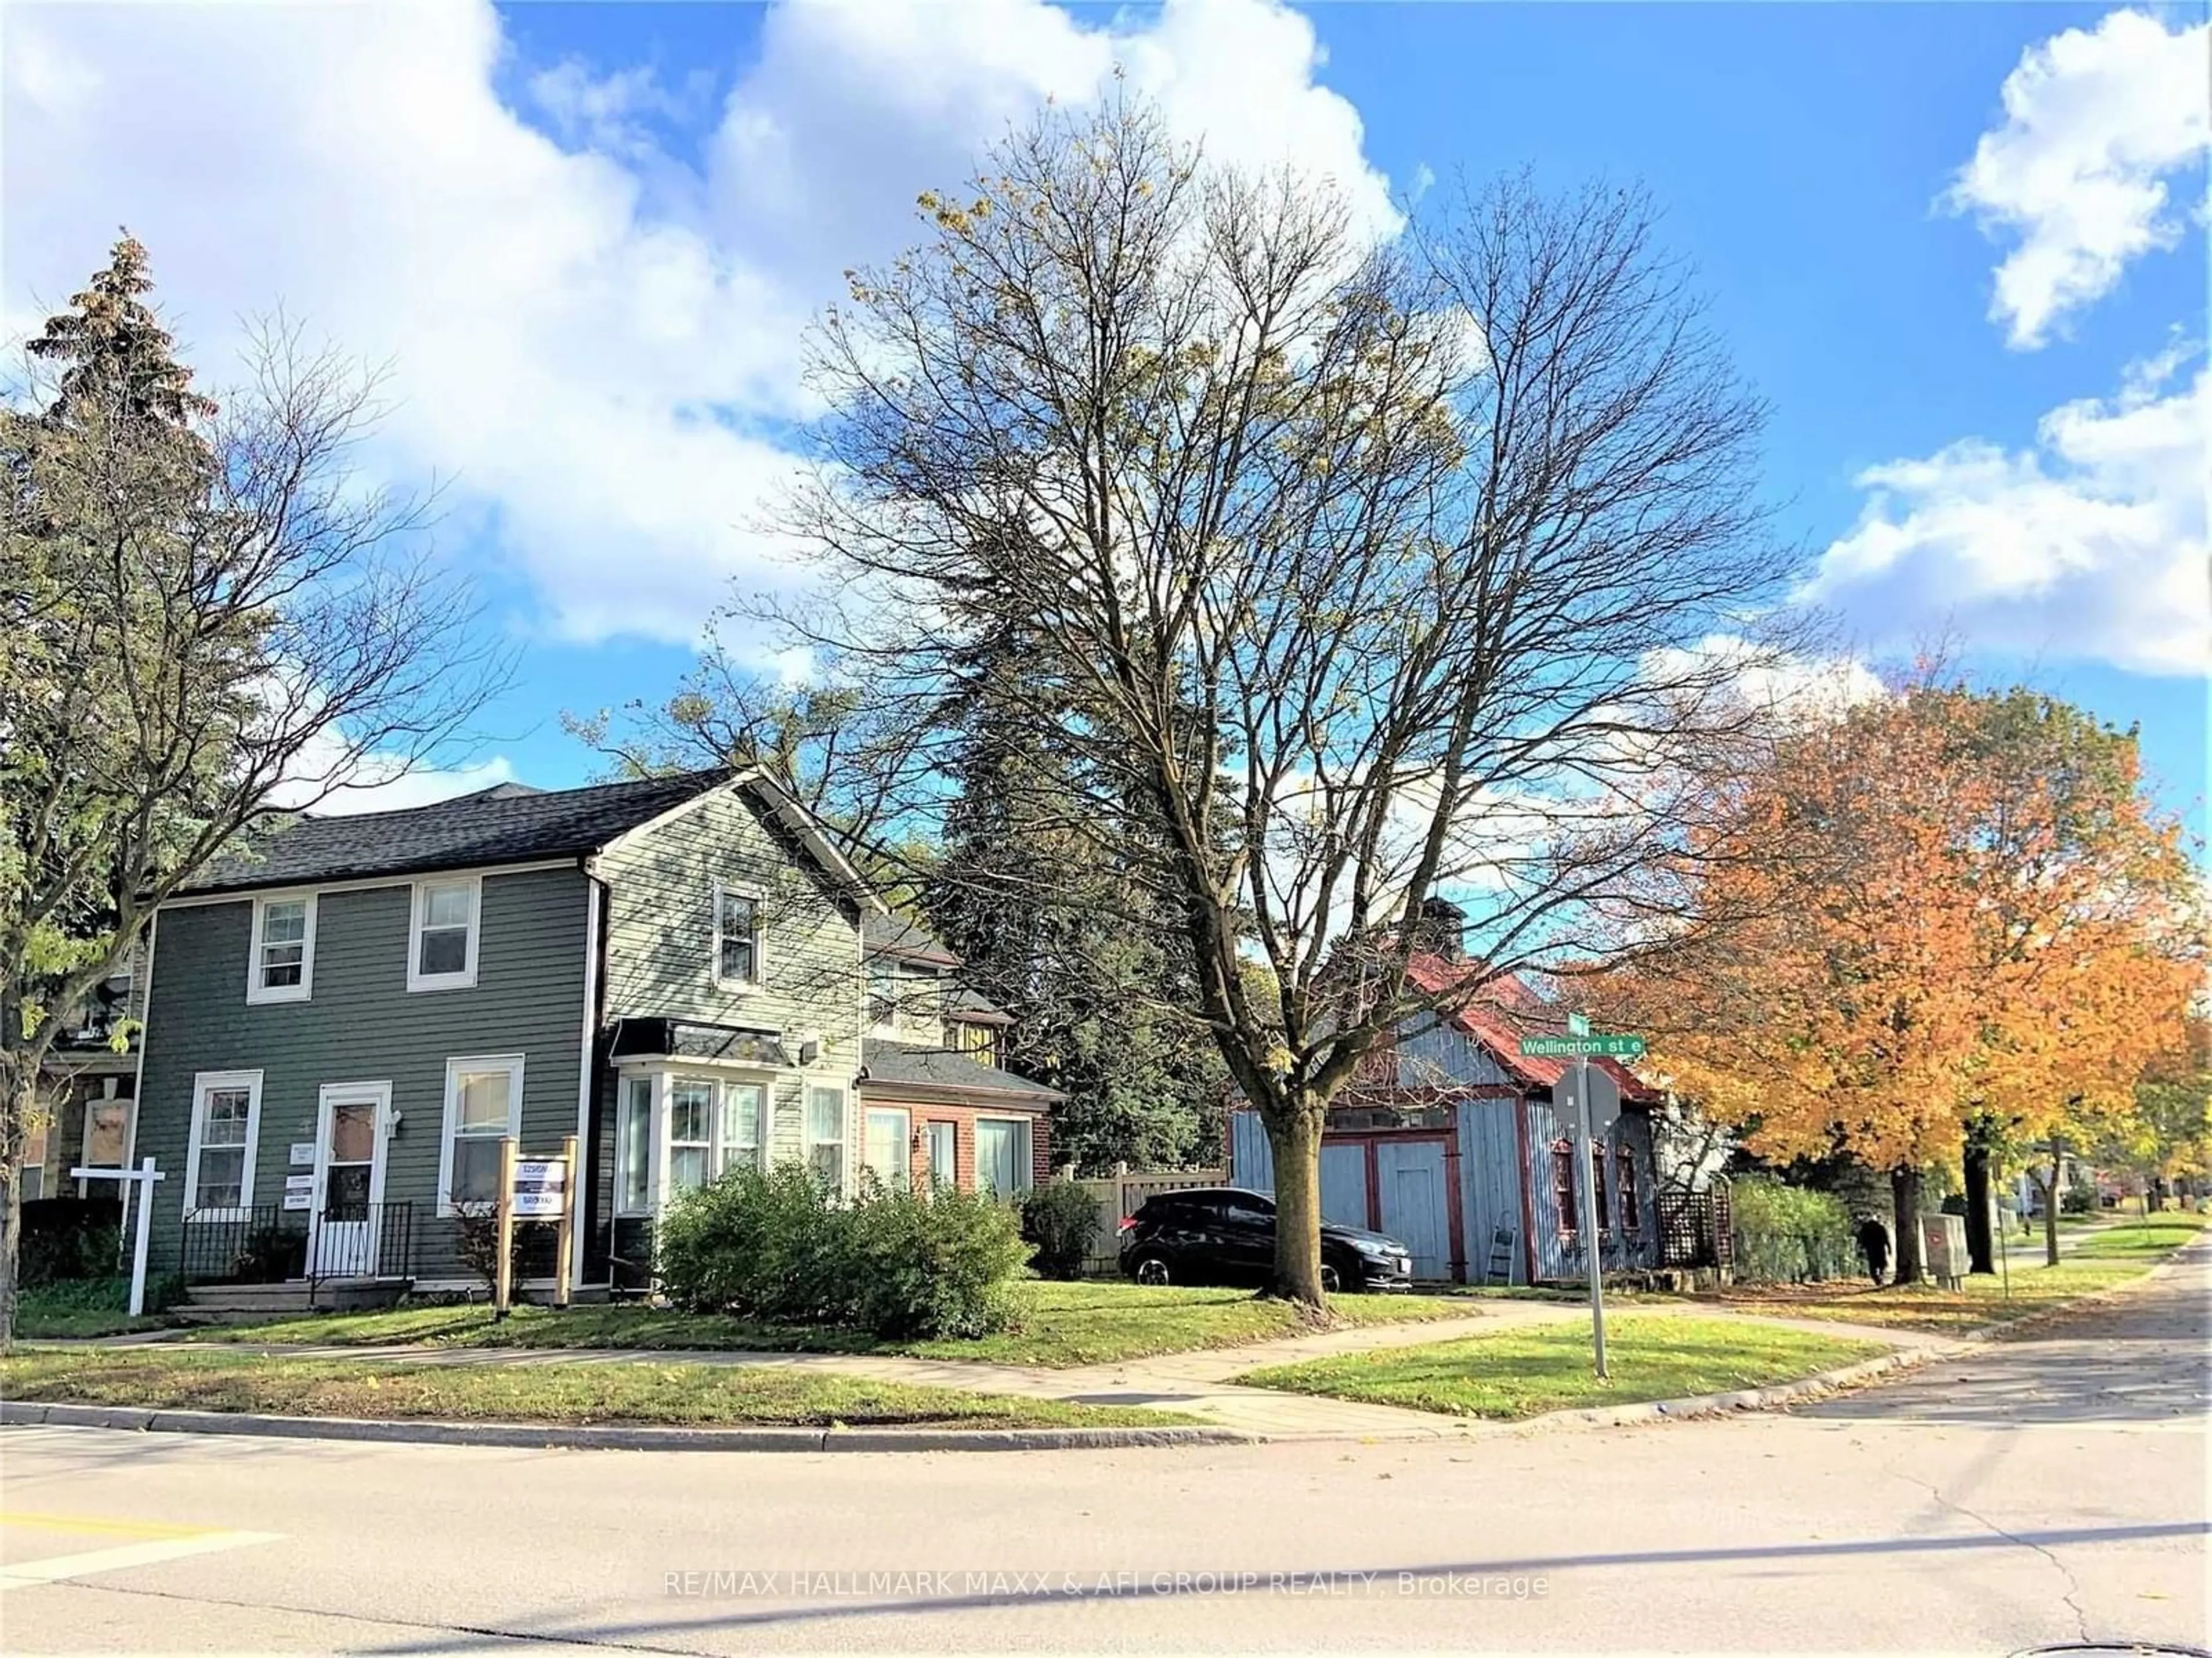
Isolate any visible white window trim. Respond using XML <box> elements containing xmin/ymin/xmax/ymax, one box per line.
<box><xmin>437</xmin><ymin>1053</ymin><xmax>524</xmax><ymax>1217</ymax></box>
<box><xmin>720</xmin><ymin>1078</ymin><xmax>768</xmax><ymax>1178</ymax></box>
<box><xmin>245</xmin><ymin>891</ymin><xmax>317</xmax><ymax>1005</ymax></box>
<box><xmin>613</xmin><ymin>1074</ymin><xmax>656</xmax><ymax>1218</ymax></box>
<box><xmin>408</xmin><ymin>875</ymin><xmax>482</xmax><ymax>993</ymax></box>
<box><xmin>976</xmin><ymin>1114</ymin><xmax>1035</xmax><ymax>1197</ymax></box>
<box><xmin>183</xmin><ymin>1069</ymin><xmax>263</xmax><ymax>1221</ymax></box>
<box><xmin>710</xmin><ymin>880</ymin><xmax>766</xmax><ymax>991</ymax></box>
<box><xmin>805</xmin><ymin>1082</ymin><xmax>849</xmax><ymax>1199</ymax></box>
<box><xmin>926</xmin><ymin>1119</ymin><xmax>958</xmax><ymax>1191</ymax></box>
<box><xmin>863</xmin><ymin>1106</ymin><xmax>912</xmax><ymax>1192</ymax></box>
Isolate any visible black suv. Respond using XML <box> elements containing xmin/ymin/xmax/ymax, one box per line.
<box><xmin>1117</xmin><ymin>1187</ymin><xmax>1414</xmax><ymax>1292</ymax></box>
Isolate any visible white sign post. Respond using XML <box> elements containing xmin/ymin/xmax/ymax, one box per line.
<box><xmin>69</xmin><ymin>1155</ymin><xmax>164</xmax><ymax>1316</ymax></box>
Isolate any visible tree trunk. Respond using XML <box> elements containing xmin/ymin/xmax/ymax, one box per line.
<box><xmin>2043</xmin><ymin>1148</ymin><xmax>2063</xmax><ymax>1267</ymax></box>
<box><xmin>1264</xmin><ymin>1104</ymin><xmax>1328</xmax><ymax>1309</ymax></box>
<box><xmin>1962</xmin><ymin>1129</ymin><xmax>1995</xmax><ymax>1275</ymax></box>
<box><xmin>1889</xmin><ymin>1166</ymin><xmax>1925</xmax><ymax>1286</ymax></box>
<box><xmin>0</xmin><ymin>1064</ymin><xmax>30</xmax><ymax>1352</ymax></box>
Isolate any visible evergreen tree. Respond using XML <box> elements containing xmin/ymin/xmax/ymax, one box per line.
<box><xmin>923</xmin><ymin>637</ymin><xmax>1225</xmax><ymax>1174</ymax></box>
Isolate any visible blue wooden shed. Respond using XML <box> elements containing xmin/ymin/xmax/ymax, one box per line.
<box><xmin>1228</xmin><ymin>960</ymin><xmax>1663</xmax><ymax>1286</ymax></box>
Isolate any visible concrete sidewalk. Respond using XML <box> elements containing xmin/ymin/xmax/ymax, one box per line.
<box><xmin>138</xmin><ymin>1295</ymin><xmax>1936</xmax><ymax>1440</ymax></box>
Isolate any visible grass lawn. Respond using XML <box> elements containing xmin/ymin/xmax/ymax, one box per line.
<box><xmin>1705</xmin><ymin>1214</ymin><xmax>2208</xmax><ymax>1334</ymax></box>
<box><xmin>181</xmin><ymin>1280</ymin><xmax>1475</xmax><ymax>1369</ymax></box>
<box><xmin>1238</xmin><ymin>1315</ymin><xmax>1885</xmax><ymax>1419</ymax></box>
<box><xmin>0</xmin><ymin>1348</ymin><xmax>1195</xmax><ymax>1430</ymax></box>
<box><xmin>12</xmin><ymin>1280</ymin><xmax>174</xmax><ymax>1340</ymax></box>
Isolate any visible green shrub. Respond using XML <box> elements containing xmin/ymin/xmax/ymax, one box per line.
<box><xmin>1020</xmin><ymin>1183</ymin><xmax>1101</xmax><ymax>1281</ymax></box>
<box><xmin>844</xmin><ymin>1182</ymin><xmax>1031</xmax><ymax>1338</ymax></box>
<box><xmin>658</xmin><ymin>1163</ymin><xmax>842</xmax><ymax>1323</ymax></box>
<box><xmin>658</xmin><ymin>1164</ymin><xmax>1029</xmax><ymax>1339</ymax></box>
<box><xmin>2061</xmin><ymin>1185</ymin><xmax>2094</xmax><ymax>1216</ymax></box>
<box><xmin>17</xmin><ymin>1198</ymin><xmax>124</xmax><ymax>1287</ymax></box>
<box><xmin>1730</xmin><ymin>1177</ymin><xmax>1856</xmax><ymax>1283</ymax></box>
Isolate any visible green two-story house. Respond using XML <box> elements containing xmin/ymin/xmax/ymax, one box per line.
<box><xmin>130</xmin><ymin>769</ymin><xmax>1056</xmax><ymax>1304</ymax></box>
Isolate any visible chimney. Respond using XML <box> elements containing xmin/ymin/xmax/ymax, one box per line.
<box><xmin>1411</xmin><ymin>896</ymin><xmax>1467</xmax><ymax>962</ymax></box>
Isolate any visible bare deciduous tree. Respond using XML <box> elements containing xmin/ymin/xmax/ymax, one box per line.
<box><xmin>770</xmin><ymin>99</ymin><xmax>1804</xmax><ymax>1304</ymax></box>
<box><xmin>0</xmin><ymin>239</ymin><xmax>504</xmax><ymax>1342</ymax></box>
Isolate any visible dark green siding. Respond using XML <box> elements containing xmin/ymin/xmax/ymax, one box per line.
<box><xmin>137</xmin><ymin>866</ymin><xmax>592</xmax><ymax>1285</ymax></box>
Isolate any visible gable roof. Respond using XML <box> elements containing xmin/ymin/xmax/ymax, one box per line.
<box><xmin>1402</xmin><ymin>953</ymin><xmax>1656</xmax><ymax>1102</ymax></box>
<box><xmin>862</xmin><ymin>913</ymin><xmax>963</xmax><ymax>966</ymax></box>
<box><xmin>177</xmin><ymin>771</ymin><xmax>736</xmax><ymax>896</ymax></box>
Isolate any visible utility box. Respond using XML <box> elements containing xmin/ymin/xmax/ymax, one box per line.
<box><xmin>1921</xmin><ymin>1212</ymin><xmax>1968</xmax><ymax>1289</ymax></box>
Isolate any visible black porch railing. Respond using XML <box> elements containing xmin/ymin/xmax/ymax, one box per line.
<box><xmin>180</xmin><ymin>1201</ymin><xmax>414</xmax><ymax>1288</ymax></box>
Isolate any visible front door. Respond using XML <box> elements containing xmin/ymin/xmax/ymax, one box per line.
<box><xmin>312</xmin><ymin>1082</ymin><xmax>389</xmax><ymax>1277</ymax></box>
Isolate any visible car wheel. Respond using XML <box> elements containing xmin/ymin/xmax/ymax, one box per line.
<box><xmin>1319</xmin><ymin>1260</ymin><xmax>1344</xmax><ymax>1294</ymax></box>
<box><xmin>1131</xmin><ymin>1252</ymin><xmax>1173</xmax><ymax>1287</ymax></box>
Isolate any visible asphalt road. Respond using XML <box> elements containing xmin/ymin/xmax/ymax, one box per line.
<box><xmin>3</xmin><ymin>1250</ymin><xmax>2206</xmax><ymax>1655</ymax></box>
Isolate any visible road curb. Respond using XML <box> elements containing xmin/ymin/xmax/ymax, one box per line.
<box><xmin>0</xmin><ymin>1400</ymin><xmax>1256</xmax><ymax>1453</ymax></box>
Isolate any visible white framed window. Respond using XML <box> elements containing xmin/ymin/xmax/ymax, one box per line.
<box><xmin>721</xmin><ymin>1081</ymin><xmax>765</xmax><ymax>1176</ymax></box>
<box><xmin>976</xmin><ymin>1116</ymin><xmax>1033</xmax><ymax>1198</ymax></box>
<box><xmin>863</xmin><ymin>1107</ymin><xmax>911</xmax><ymax>1192</ymax></box>
<box><xmin>184</xmin><ymin>1070</ymin><xmax>263</xmax><ymax>1220</ymax></box>
<box><xmin>868</xmin><ymin>966</ymin><xmax>899</xmax><ymax>1031</ymax></box>
<box><xmin>805</xmin><ymin>1085</ymin><xmax>846</xmax><ymax>1193</ymax></box>
<box><xmin>614</xmin><ymin>1076</ymin><xmax>654</xmax><ymax>1217</ymax></box>
<box><xmin>667</xmin><ymin>1077</ymin><xmax>716</xmax><ymax>1197</ymax></box>
<box><xmin>926</xmin><ymin>1121</ymin><xmax>957</xmax><ymax>1191</ymax></box>
<box><xmin>712</xmin><ymin>883</ymin><xmax>763</xmax><ymax>987</ymax></box>
<box><xmin>246</xmin><ymin>893</ymin><xmax>316</xmax><ymax>1004</ymax></box>
<box><xmin>409</xmin><ymin>876</ymin><xmax>482</xmax><ymax>992</ymax></box>
<box><xmin>438</xmin><ymin>1053</ymin><xmax>522</xmax><ymax>1214</ymax></box>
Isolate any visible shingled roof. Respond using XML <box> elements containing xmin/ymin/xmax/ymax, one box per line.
<box><xmin>177</xmin><ymin>770</ymin><xmax>734</xmax><ymax>896</ymax></box>
<box><xmin>1403</xmin><ymin>953</ymin><xmax>1656</xmax><ymax>1101</ymax></box>
<box><xmin>859</xmin><ymin>1038</ymin><xmax>1060</xmax><ymax>1105</ymax></box>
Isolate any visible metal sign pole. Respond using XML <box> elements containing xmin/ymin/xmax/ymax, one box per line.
<box><xmin>1578</xmin><ymin>1051</ymin><xmax>1608</xmax><ymax>1380</ymax></box>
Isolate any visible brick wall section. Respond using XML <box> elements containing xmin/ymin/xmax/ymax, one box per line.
<box><xmin>858</xmin><ymin>1095</ymin><xmax>1050</xmax><ymax>1194</ymax></box>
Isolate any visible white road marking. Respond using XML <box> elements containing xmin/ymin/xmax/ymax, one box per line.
<box><xmin>0</xmin><ymin>1531</ymin><xmax>281</xmax><ymax>1589</ymax></box>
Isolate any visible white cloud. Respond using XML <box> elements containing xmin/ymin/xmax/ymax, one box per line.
<box><xmin>1809</xmin><ymin>346</ymin><xmax>2210</xmax><ymax>675</ymax></box>
<box><xmin>5</xmin><ymin>0</ymin><xmax>1396</xmax><ymax>644</ymax></box>
<box><xmin>1945</xmin><ymin>9</ymin><xmax>2210</xmax><ymax>349</ymax></box>
<box><xmin>267</xmin><ymin>741</ymin><xmax>517</xmax><ymax>816</ymax></box>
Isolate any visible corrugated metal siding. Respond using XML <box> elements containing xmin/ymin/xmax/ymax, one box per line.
<box><xmin>1525</xmin><ymin>1084</ymin><xmax>1662</xmax><ymax>1281</ymax></box>
<box><xmin>1373</xmin><ymin>1140</ymin><xmax>1453</xmax><ymax>1280</ymax></box>
<box><xmin>1456</xmin><ymin>1098</ymin><xmax>1528</xmax><ymax>1285</ymax></box>
<box><xmin>1319</xmin><ymin>1144</ymin><xmax>1367</xmax><ymax>1227</ymax></box>
<box><xmin>1230</xmin><ymin>1111</ymin><xmax>1274</xmax><ymax>1191</ymax></box>
<box><xmin>1395</xmin><ymin>1018</ymin><xmax>1518</xmax><ymax>1089</ymax></box>
<box><xmin>137</xmin><ymin>868</ymin><xmax>592</xmax><ymax>1283</ymax></box>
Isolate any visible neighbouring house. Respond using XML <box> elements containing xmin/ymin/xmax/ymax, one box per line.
<box><xmin>13</xmin><ymin>945</ymin><xmax>144</xmax><ymax>1204</ymax></box>
<box><xmin>129</xmin><ymin>769</ymin><xmax>1059</xmax><ymax>1305</ymax></box>
<box><xmin>1229</xmin><ymin>899</ymin><xmax>1668</xmax><ymax>1286</ymax></box>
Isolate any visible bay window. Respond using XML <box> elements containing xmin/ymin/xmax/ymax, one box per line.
<box><xmin>615</xmin><ymin>1077</ymin><xmax>653</xmax><ymax>1216</ymax></box>
<box><xmin>806</xmin><ymin>1086</ymin><xmax>846</xmax><ymax>1192</ymax></box>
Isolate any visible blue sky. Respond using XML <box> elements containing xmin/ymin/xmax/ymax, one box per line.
<box><xmin>6</xmin><ymin>1</ymin><xmax>2206</xmax><ymax>827</ymax></box>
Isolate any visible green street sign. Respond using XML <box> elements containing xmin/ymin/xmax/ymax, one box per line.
<box><xmin>1518</xmin><ymin>1034</ymin><xmax>1647</xmax><ymax>1059</ymax></box>
<box><xmin>1566</xmin><ymin>1012</ymin><xmax>1591</xmax><ymax>1038</ymax></box>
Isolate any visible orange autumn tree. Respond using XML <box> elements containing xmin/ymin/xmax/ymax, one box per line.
<box><xmin>1941</xmin><ymin>688</ymin><xmax>2202</xmax><ymax>1265</ymax></box>
<box><xmin>1600</xmin><ymin>679</ymin><xmax>2197</xmax><ymax>1284</ymax></box>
